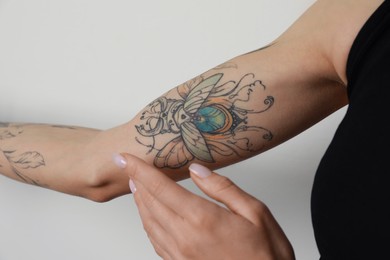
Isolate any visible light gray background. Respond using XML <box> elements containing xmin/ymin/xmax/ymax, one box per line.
<box><xmin>0</xmin><ymin>1</ymin><xmax>347</xmax><ymax>259</ymax></box>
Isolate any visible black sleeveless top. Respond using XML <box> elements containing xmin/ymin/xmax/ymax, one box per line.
<box><xmin>311</xmin><ymin>1</ymin><xmax>390</xmax><ymax>259</ymax></box>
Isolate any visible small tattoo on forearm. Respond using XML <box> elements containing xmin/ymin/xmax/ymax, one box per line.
<box><xmin>0</xmin><ymin>125</ymin><xmax>23</xmax><ymax>140</ymax></box>
<box><xmin>3</xmin><ymin>150</ymin><xmax>45</xmax><ymax>169</ymax></box>
<box><xmin>0</xmin><ymin>123</ymin><xmax>46</xmax><ymax>185</ymax></box>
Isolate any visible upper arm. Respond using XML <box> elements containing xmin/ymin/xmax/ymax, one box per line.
<box><xmin>118</xmin><ymin>0</ymin><xmax>386</xmax><ymax>179</ymax></box>
<box><xmin>2</xmin><ymin>0</ymin><xmax>382</xmax><ymax>200</ymax></box>
<box><xmin>276</xmin><ymin>0</ymin><xmax>385</xmax><ymax>85</ymax></box>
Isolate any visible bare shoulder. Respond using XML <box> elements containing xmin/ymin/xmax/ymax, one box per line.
<box><xmin>275</xmin><ymin>0</ymin><xmax>384</xmax><ymax>85</ymax></box>
<box><xmin>319</xmin><ymin>0</ymin><xmax>384</xmax><ymax>85</ymax></box>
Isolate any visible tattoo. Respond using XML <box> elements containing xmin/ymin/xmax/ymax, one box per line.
<box><xmin>135</xmin><ymin>72</ymin><xmax>274</xmax><ymax>169</ymax></box>
<box><xmin>51</xmin><ymin>125</ymin><xmax>78</xmax><ymax>130</ymax></box>
<box><xmin>0</xmin><ymin>123</ymin><xmax>46</xmax><ymax>185</ymax></box>
<box><xmin>2</xmin><ymin>150</ymin><xmax>45</xmax><ymax>185</ymax></box>
<box><xmin>244</xmin><ymin>42</ymin><xmax>277</xmax><ymax>55</ymax></box>
<box><xmin>0</xmin><ymin>125</ymin><xmax>23</xmax><ymax>140</ymax></box>
<box><xmin>3</xmin><ymin>150</ymin><xmax>45</xmax><ymax>169</ymax></box>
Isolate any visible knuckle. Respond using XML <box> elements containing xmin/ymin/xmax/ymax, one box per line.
<box><xmin>149</xmin><ymin>178</ymin><xmax>166</xmax><ymax>197</ymax></box>
<box><xmin>251</xmin><ymin>201</ymin><xmax>271</xmax><ymax>226</ymax></box>
<box><xmin>192</xmin><ymin>212</ymin><xmax>210</xmax><ymax>227</ymax></box>
<box><xmin>252</xmin><ymin>200</ymin><xmax>268</xmax><ymax>216</ymax></box>
<box><xmin>126</xmin><ymin>156</ymin><xmax>140</xmax><ymax>179</ymax></box>
<box><xmin>153</xmin><ymin>246</ymin><xmax>171</xmax><ymax>260</ymax></box>
<box><xmin>143</xmin><ymin>221</ymin><xmax>154</xmax><ymax>235</ymax></box>
<box><xmin>142</xmin><ymin>190</ymin><xmax>158</xmax><ymax>210</ymax></box>
<box><xmin>152</xmin><ymin>246</ymin><xmax>163</xmax><ymax>258</ymax></box>
<box><xmin>138</xmin><ymin>181</ymin><xmax>166</xmax><ymax>210</ymax></box>
<box><xmin>191</xmin><ymin>203</ymin><xmax>219</xmax><ymax>228</ymax></box>
<box><xmin>177</xmin><ymin>239</ymin><xmax>195</xmax><ymax>257</ymax></box>
<box><xmin>212</xmin><ymin>175</ymin><xmax>235</xmax><ymax>194</ymax></box>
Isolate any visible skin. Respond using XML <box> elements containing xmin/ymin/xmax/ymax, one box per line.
<box><xmin>0</xmin><ymin>0</ymin><xmax>385</xmax><ymax>257</ymax></box>
<box><xmin>118</xmin><ymin>153</ymin><xmax>295</xmax><ymax>259</ymax></box>
<box><xmin>119</xmin><ymin>1</ymin><xmax>382</xmax><ymax>258</ymax></box>
<box><xmin>1</xmin><ymin>0</ymin><xmax>380</xmax><ymax>201</ymax></box>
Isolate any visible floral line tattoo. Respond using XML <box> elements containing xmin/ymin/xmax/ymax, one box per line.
<box><xmin>0</xmin><ymin>123</ymin><xmax>23</xmax><ymax>140</ymax></box>
<box><xmin>135</xmin><ymin>72</ymin><xmax>274</xmax><ymax>169</ymax></box>
<box><xmin>0</xmin><ymin>123</ymin><xmax>46</xmax><ymax>185</ymax></box>
<box><xmin>2</xmin><ymin>150</ymin><xmax>45</xmax><ymax>185</ymax></box>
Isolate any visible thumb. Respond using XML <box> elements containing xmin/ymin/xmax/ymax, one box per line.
<box><xmin>189</xmin><ymin>163</ymin><xmax>266</xmax><ymax>226</ymax></box>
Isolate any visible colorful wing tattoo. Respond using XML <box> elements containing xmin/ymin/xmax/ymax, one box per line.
<box><xmin>135</xmin><ymin>72</ymin><xmax>274</xmax><ymax>169</ymax></box>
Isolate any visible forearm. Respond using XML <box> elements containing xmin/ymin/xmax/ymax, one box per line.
<box><xmin>0</xmin><ymin>123</ymin><xmax>100</xmax><ymax>191</ymax></box>
<box><xmin>5</xmin><ymin>0</ymin><xmax>371</xmax><ymax>202</ymax></box>
<box><xmin>0</xmin><ymin>40</ymin><xmax>345</xmax><ymax>202</ymax></box>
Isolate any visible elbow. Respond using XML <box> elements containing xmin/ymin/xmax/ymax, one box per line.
<box><xmin>79</xmin><ymin>170</ymin><xmax>130</xmax><ymax>203</ymax></box>
<box><xmin>83</xmin><ymin>184</ymin><xmax>130</xmax><ymax>203</ymax></box>
<box><xmin>85</xmin><ymin>190</ymin><xmax>116</xmax><ymax>203</ymax></box>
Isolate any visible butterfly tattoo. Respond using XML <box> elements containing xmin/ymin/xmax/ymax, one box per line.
<box><xmin>135</xmin><ymin>73</ymin><xmax>274</xmax><ymax>169</ymax></box>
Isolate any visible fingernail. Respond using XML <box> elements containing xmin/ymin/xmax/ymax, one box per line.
<box><xmin>189</xmin><ymin>163</ymin><xmax>212</xmax><ymax>179</ymax></box>
<box><xmin>113</xmin><ymin>153</ymin><xmax>127</xmax><ymax>169</ymax></box>
<box><xmin>129</xmin><ymin>179</ymin><xmax>137</xmax><ymax>193</ymax></box>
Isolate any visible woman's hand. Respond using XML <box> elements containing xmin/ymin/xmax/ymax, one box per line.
<box><xmin>115</xmin><ymin>154</ymin><xmax>294</xmax><ymax>260</ymax></box>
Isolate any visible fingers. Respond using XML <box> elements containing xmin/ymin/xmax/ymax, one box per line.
<box><xmin>189</xmin><ymin>163</ymin><xmax>267</xmax><ymax>226</ymax></box>
<box><xmin>115</xmin><ymin>153</ymin><xmax>222</xmax><ymax>258</ymax></box>
<box><xmin>115</xmin><ymin>153</ymin><xmax>202</xmax><ymax>218</ymax></box>
<box><xmin>114</xmin><ymin>155</ymin><xmax>294</xmax><ymax>259</ymax></box>
<box><xmin>133</xmin><ymin>186</ymin><xmax>177</xmax><ymax>259</ymax></box>
<box><xmin>121</xmin><ymin>161</ymin><xmax>183</xmax><ymax>259</ymax></box>
<box><xmin>132</xmin><ymin>178</ymin><xmax>182</xmax><ymax>239</ymax></box>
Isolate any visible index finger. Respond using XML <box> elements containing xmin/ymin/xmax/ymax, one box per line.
<box><xmin>118</xmin><ymin>153</ymin><xmax>201</xmax><ymax>217</ymax></box>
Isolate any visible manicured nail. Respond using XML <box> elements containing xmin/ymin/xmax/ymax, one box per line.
<box><xmin>113</xmin><ymin>153</ymin><xmax>127</xmax><ymax>169</ymax></box>
<box><xmin>129</xmin><ymin>179</ymin><xmax>137</xmax><ymax>193</ymax></box>
<box><xmin>189</xmin><ymin>163</ymin><xmax>212</xmax><ymax>179</ymax></box>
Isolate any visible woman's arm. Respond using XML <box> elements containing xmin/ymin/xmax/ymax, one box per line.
<box><xmin>0</xmin><ymin>0</ymin><xmax>382</xmax><ymax>201</ymax></box>
<box><xmin>0</xmin><ymin>123</ymin><xmax>104</xmax><ymax>197</ymax></box>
